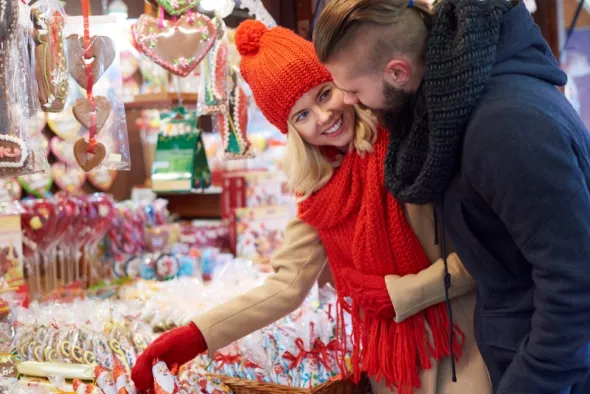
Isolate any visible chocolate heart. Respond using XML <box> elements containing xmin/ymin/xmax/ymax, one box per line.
<box><xmin>66</xmin><ymin>34</ymin><xmax>116</xmax><ymax>90</ymax></box>
<box><xmin>72</xmin><ymin>96</ymin><xmax>112</xmax><ymax>133</ymax></box>
<box><xmin>73</xmin><ymin>139</ymin><xmax>106</xmax><ymax>172</ymax></box>
<box><xmin>50</xmin><ymin>136</ymin><xmax>76</xmax><ymax>165</ymax></box>
<box><xmin>51</xmin><ymin>162</ymin><xmax>86</xmax><ymax>193</ymax></box>
<box><xmin>88</xmin><ymin>168</ymin><xmax>117</xmax><ymax>191</ymax></box>
<box><xmin>135</xmin><ymin>13</ymin><xmax>216</xmax><ymax>77</ymax></box>
<box><xmin>47</xmin><ymin>108</ymin><xmax>81</xmax><ymax>141</ymax></box>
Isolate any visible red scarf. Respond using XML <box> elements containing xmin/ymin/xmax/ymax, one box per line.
<box><xmin>298</xmin><ymin>127</ymin><xmax>463</xmax><ymax>393</ymax></box>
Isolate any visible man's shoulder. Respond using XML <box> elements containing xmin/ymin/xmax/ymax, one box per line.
<box><xmin>462</xmin><ymin>77</ymin><xmax>578</xmax><ymax>170</ymax></box>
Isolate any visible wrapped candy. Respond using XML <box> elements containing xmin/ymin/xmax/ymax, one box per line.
<box><xmin>94</xmin><ymin>366</ymin><xmax>117</xmax><ymax>394</ymax></box>
<box><xmin>152</xmin><ymin>360</ymin><xmax>179</xmax><ymax>394</ymax></box>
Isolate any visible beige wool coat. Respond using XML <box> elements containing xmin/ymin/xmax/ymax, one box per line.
<box><xmin>193</xmin><ymin>203</ymin><xmax>491</xmax><ymax>394</ymax></box>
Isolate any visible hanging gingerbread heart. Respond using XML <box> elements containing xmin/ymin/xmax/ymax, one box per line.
<box><xmin>32</xmin><ymin>9</ymin><xmax>69</xmax><ymax>112</ymax></box>
<box><xmin>0</xmin><ymin>178</ymin><xmax>22</xmax><ymax>202</ymax></box>
<box><xmin>51</xmin><ymin>162</ymin><xmax>86</xmax><ymax>193</ymax></box>
<box><xmin>66</xmin><ymin>34</ymin><xmax>116</xmax><ymax>90</ymax></box>
<box><xmin>145</xmin><ymin>0</ymin><xmax>198</xmax><ymax>16</ymax></box>
<box><xmin>18</xmin><ymin>172</ymin><xmax>54</xmax><ymax>198</ymax></box>
<box><xmin>50</xmin><ymin>136</ymin><xmax>76</xmax><ymax>165</ymax></box>
<box><xmin>135</xmin><ymin>12</ymin><xmax>216</xmax><ymax>77</ymax></box>
<box><xmin>72</xmin><ymin>96</ymin><xmax>112</xmax><ymax>133</ymax></box>
<box><xmin>73</xmin><ymin>138</ymin><xmax>106</xmax><ymax>172</ymax></box>
<box><xmin>87</xmin><ymin>167</ymin><xmax>117</xmax><ymax>191</ymax></box>
<box><xmin>47</xmin><ymin>108</ymin><xmax>81</xmax><ymax>141</ymax></box>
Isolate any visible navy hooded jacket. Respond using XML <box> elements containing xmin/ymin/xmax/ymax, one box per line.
<box><xmin>443</xmin><ymin>2</ymin><xmax>590</xmax><ymax>393</ymax></box>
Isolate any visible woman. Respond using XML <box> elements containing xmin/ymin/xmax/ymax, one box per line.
<box><xmin>131</xmin><ymin>21</ymin><xmax>490</xmax><ymax>394</ymax></box>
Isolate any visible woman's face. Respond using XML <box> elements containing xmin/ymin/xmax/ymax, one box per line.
<box><xmin>288</xmin><ymin>82</ymin><xmax>356</xmax><ymax>151</ymax></box>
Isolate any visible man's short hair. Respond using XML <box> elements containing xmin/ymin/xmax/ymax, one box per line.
<box><xmin>314</xmin><ymin>0</ymin><xmax>432</xmax><ymax>73</ymax></box>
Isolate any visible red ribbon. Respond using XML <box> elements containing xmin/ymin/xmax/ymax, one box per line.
<box><xmin>213</xmin><ymin>354</ymin><xmax>242</xmax><ymax>371</ymax></box>
<box><xmin>81</xmin><ymin>0</ymin><xmax>96</xmax><ymax>154</ymax></box>
<box><xmin>282</xmin><ymin>338</ymin><xmax>330</xmax><ymax>370</ymax></box>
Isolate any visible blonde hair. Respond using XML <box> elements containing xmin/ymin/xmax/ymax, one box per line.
<box><xmin>313</xmin><ymin>0</ymin><xmax>432</xmax><ymax>71</ymax></box>
<box><xmin>282</xmin><ymin>106</ymin><xmax>377</xmax><ymax>200</ymax></box>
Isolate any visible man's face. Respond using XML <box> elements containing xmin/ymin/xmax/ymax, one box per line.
<box><xmin>325</xmin><ymin>54</ymin><xmax>389</xmax><ymax>110</ymax></box>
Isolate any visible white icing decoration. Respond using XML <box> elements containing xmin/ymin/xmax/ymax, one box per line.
<box><xmin>0</xmin><ymin>134</ymin><xmax>28</xmax><ymax>168</ymax></box>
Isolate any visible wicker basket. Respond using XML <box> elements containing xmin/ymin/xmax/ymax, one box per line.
<box><xmin>210</xmin><ymin>374</ymin><xmax>372</xmax><ymax>394</ymax></box>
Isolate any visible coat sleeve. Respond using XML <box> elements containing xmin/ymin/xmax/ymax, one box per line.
<box><xmin>193</xmin><ymin>217</ymin><xmax>327</xmax><ymax>355</ymax></box>
<box><xmin>464</xmin><ymin>104</ymin><xmax>590</xmax><ymax>394</ymax></box>
<box><xmin>385</xmin><ymin>252</ymin><xmax>476</xmax><ymax>323</ymax></box>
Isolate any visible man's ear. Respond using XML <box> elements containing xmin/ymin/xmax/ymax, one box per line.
<box><xmin>383</xmin><ymin>58</ymin><xmax>411</xmax><ymax>89</ymax></box>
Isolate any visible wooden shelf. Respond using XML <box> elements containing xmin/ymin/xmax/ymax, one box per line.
<box><xmin>124</xmin><ymin>93</ymin><xmax>198</xmax><ymax>110</ymax></box>
<box><xmin>157</xmin><ymin>189</ymin><xmax>222</xmax><ymax>219</ymax></box>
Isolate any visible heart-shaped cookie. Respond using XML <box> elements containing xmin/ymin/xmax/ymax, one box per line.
<box><xmin>135</xmin><ymin>13</ymin><xmax>216</xmax><ymax>77</ymax></box>
<box><xmin>146</xmin><ymin>0</ymin><xmax>198</xmax><ymax>16</ymax></box>
<box><xmin>50</xmin><ymin>136</ymin><xmax>76</xmax><ymax>164</ymax></box>
<box><xmin>51</xmin><ymin>162</ymin><xmax>86</xmax><ymax>193</ymax></box>
<box><xmin>72</xmin><ymin>96</ymin><xmax>112</xmax><ymax>133</ymax></box>
<box><xmin>87</xmin><ymin>168</ymin><xmax>117</xmax><ymax>191</ymax></box>
<box><xmin>0</xmin><ymin>178</ymin><xmax>22</xmax><ymax>202</ymax></box>
<box><xmin>32</xmin><ymin>9</ymin><xmax>68</xmax><ymax>113</ymax></box>
<box><xmin>145</xmin><ymin>227</ymin><xmax>170</xmax><ymax>252</ymax></box>
<box><xmin>47</xmin><ymin>107</ymin><xmax>81</xmax><ymax>141</ymax></box>
<box><xmin>66</xmin><ymin>34</ymin><xmax>116</xmax><ymax>90</ymax></box>
<box><xmin>18</xmin><ymin>172</ymin><xmax>53</xmax><ymax>198</ymax></box>
<box><xmin>73</xmin><ymin>138</ymin><xmax>106</xmax><ymax>172</ymax></box>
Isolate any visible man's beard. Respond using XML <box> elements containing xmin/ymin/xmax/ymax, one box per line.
<box><xmin>374</xmin><ymin>82</ymin><xmax>417</xmax><ymax>133</ymax></box>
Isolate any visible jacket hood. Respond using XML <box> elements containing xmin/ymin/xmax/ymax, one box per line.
<box><xmin>491</xmin><ymin>1</ymin><xmax>567</xmax><ymax>86</ymax></box>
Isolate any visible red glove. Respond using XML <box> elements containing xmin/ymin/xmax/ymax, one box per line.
<box><xmin>343</xmin><ymin>268</ymin><xmax>396</xmax><ymax>320</ymax></box>
<box><xmin>131</xmin><ymin>322</ymin><xmax>207</xmax><ymax>391</ymax></box>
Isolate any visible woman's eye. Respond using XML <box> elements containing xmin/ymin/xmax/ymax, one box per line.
<box><xmin>296</xmin><ymin>110</ymin><xmax>309</xmax><ymax>122</ymax></box>
<box><xmin>319</xmin><ymin>89</ymin><xmax>331</xmax><ymax>102</ymax></box>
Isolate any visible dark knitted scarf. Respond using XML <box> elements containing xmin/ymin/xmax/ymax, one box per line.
<box><xmin>384</xmin><ymin>0</ymin><xmax>514</xmax><ymax>204</ymax></box>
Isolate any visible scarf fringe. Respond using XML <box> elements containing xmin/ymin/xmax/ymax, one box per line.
<box><xmin>337</xmin><ymin>298</ymin><xmax>465</xmax><ymax>394</ymax></box>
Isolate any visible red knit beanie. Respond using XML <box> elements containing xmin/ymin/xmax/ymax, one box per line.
<box><xmin>235</xmin><ymin>20</ymin><xmax>333</xmax><ymax>134</ymax></box>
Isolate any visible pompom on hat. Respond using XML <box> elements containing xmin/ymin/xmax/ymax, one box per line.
<box><xmin>235</xmin><ymin>20</ymin><xmax>333</xmax><ymax>134</ymax></box>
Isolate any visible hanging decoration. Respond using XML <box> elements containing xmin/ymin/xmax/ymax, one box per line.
<box><xmin>66</xmin><ymin>0</ymin><xmax>114</xmax><ymax>172</ymax></box>
<box><xmin>134</xmin><ymin>11</ymin><xmax>216</xmax><ymax>77</ymax></box>
<box><xmin>220</xmin><ymin>68</ymin><xmax>254</xmax><ymax>160</ymax></box>
<box><xmin>51</xmin><ymin>161</ymin><xmax>86</xmax><ymax>193</ymax></box>
<box><xmin>31</xmin><ymin>2</ymin><xmax>68</xmax><ymax>113</ymax></box>
<box><xmin>87</xmin><ymin>167</ymin><xmax>118</xmax><ymax>191</ymax></box>
<box><xmin>198</xmin><ymin>25</ymin><xmax>229</xmax><ymax>115</ymax></box>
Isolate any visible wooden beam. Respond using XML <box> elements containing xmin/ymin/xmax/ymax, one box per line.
<box><xmin>533</xmin><ymin>0</ymin><xmax>564</xmax><ymax>61</ymax></box>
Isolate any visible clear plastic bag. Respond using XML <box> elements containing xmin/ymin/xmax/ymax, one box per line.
<box><xmin>62</xmin><ymin>15</ymin><xmax>131</xmax><ymax>172</ymax></box>
<box><xmin>0</xmin><ymin>1</ymin><xmax>51</xmax><ymax>178</ymax></box>
<box><xmin>31</xmin><ymin>0</ymin><xmax>68</xmax><ymax>113</ymax></box>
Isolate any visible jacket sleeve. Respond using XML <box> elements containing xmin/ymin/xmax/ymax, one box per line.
<box><xmin>385</xmin><ymin>252</ymin><xmax>475</xmax><ymax>323</ymax></box>
<box><xmin>464</xmin><ymin>104</ymin><xmax>590</xmax><ymax>394</ymax></box>
<box><xmin>193</xmin><ymin>217</ymin><xmax>327</xmax><ymax>355</ymax></box>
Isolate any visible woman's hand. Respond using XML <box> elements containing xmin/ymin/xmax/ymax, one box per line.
<box><xmin>131</xmin><ymin>322</ymin><xmax>207</xmax><ymax>391</ymax></box>
<box><xmin>343</xmin><ymin>268</ymin><xmax>395</xmax><ymax>320</ymax></box>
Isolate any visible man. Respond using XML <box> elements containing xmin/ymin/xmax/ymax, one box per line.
<box><xmin>314</xmin><ymin>0</ymin><xmax>590</xmax><ymax>393</ymax></box>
